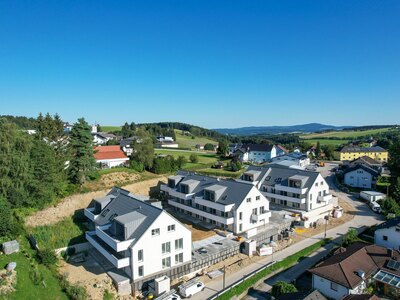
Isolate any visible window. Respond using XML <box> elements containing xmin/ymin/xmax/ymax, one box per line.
<box><xmin>252</xmin><ymin>208</ymin><xmax>258</xmax><ymax>215</ymax></box>
<box><xmin>239</xmin><ymin>212</ymin><xmax>242</xmax><ymax>220</ymax></box>
<box><xmin>175</xmin><ymin>238</ymin><xmax>183</xmax><ymax>250</ymax></box>
<box><xmin>175</xmin><ymin>253</ymin><xmax>183</xmax><ymax>264</ymax></box>
<box><xmin>152</xmin><ymin>228</ymin><xmax>160</xmax><ymax>236</ymax></box>
<box><xmin>168</xmin><ymin>224</ymin><xmax>175</xmax><ymax>232</ymax></box>
<box><xmin>383</xmin><ymin>235</ymin><xmax>388</xmax><ymax>241</ymax></box>
<box><xmin>246</xmin><ymin>197</ymin><xmax>251</xmax><ymax>203</ymax></box>
<box><xmin>260</xmin><ymin>206</ymin><xmax>265</xmax><ymax>214</ymax></box>
<box><xmin>109</xmin><ymin>213</ymin><xmax>118</xmax><ymax>222</ymax></box>
<box><xmin>239</xmin><ymin>224</ymin><xmax>242</xmax><ymax>232</ymax></box>
<box><xmin>162</xmin><ymin>242</ymin><xmax>171</xmax><ymax>254</ymax></box>
<box><xmin>138</xmin><ymin>266</ymin><xmax>144</xmax><ymax>277</ymax></box>
<box><xmin>256</xmin><ymin>196</ymin><xmax>260</xmax><ymax>201</ymax></box>
<box><xmin>138</xmin><ymin>249</ymin><xmax>143</xmax><ymax>262</ymax></box>
<box><xmin>101</xmin><ymin>208</ymin><xmax>110</xmax><ymax>217</ymax></box>
<box><xmin>330</xmin><ymin>282</ymin><xmax>338</xmax><ymax>291</ymax></box>
<box><xmin>162</xmin><ymin>257</ymin><xmax>171</xmax><ymax>269</ymax></box>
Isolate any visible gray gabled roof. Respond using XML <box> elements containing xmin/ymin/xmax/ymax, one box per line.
<box><xmin>343</xmin><ymin>164</ymin><xmax>379</xmax><ymax>177</ymax></box>
<box><xmin>173</xmin><ymin>172</ymin><xmax>254</xmax><ymax>206</ymax></box>
<box><xmin>340</xmin><ymin>146</ymin><xmax>387</xmax><ymax>153</ymax></box>
<box><xmin>93</xmin><ymin>188</ymin><xmax>163</xmax><ymax>243</ymax></box>
<box><xmin>374</xmin><ymin>216</ymin><xmax>400</xmax><ymax>231</ymax></box>
<box><xmin>246</xmin><ymin>164</ymin><xmax>320</xmax><ymax>189</ymax></box>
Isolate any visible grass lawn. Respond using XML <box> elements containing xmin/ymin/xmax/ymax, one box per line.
<box><xmin>155</xmin><ymin>149</ymin><xmax>218</xmax><ymax>166</ymax></box>
<box><xmin>300</xmin><ymin>127</ymin><xmax>392</xmax><ymax>139</ymax></box>
<box><xmin>101</xmin><ymin>125</ymin><xmax>122</xmax><ymax>132</ymax></box>
<box><xmin>302</xmin><ymin>139</ymin><xmax>349</xmax><ymax>146</ymax></box>
<box><xmin>174</xmin><ymin>129</ymin><xmax>218</xmax><ymax>150</ymax></box>
<box><xmin>0</xmin><ymin>239</ymin><xmax>68</xmax><ymax>300</ymax></box>
<box><xmin>29</xmin><ymin>211</ymin><xmax>87</xmax><ymax>250</ymax></box>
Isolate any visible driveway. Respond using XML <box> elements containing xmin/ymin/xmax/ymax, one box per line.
<box><xmin>192</xmin><ymin>163</ymin><xmax>383</xmax><ymax>300</ymax></box>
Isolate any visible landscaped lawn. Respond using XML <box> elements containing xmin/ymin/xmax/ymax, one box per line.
<box><xmin>300</xmin><ymin>127</ymin><xmax>392</xmax><ymax>139</ymax></box>
<box><xmin>174</xmin><ymin>129</ymin><xmax>218</xmax><ymax>150</ymax></box>
<box><xmin>155</xmin><ymin>149</ymin><xmax>218</xmax><ymax>167</ymax></box>
<box><xmin>0</xmin><ymin>239</ymin><xmax>68</xmax><ymax>300</ymax></box>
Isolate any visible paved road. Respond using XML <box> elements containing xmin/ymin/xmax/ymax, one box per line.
<box><xmin>191</xmin><ymin>163</ymin><xmax>383</xmax><ymax>300</ymax></box>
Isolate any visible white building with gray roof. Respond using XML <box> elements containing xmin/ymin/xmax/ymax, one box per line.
<box><xmin>240</xmin><ymin>164</ymin><xmax>336</xmax><ymax>228</ymax></box>
<box><xmin>161</xmin><ymin>173</ymin><xmax>271</xmax><ymax>235</ymax></box>
<box><xmin>84</xmin><ymin>187</ymin><xmax>192</xmax><ymax>294</ymax></box>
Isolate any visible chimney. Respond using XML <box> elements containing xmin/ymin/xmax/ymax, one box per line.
<box><xmin>356</xmin><ymin>269</ymin><xmax>365</xmax><ymax>279</ymax></box>
<box><xmin>388</xmin><ymin>249</ymin><xmax>394</xmax><ymax>259</ymax></box>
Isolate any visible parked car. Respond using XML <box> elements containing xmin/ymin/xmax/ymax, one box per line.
<box><xmin>369</xmin><ymin>201</ymin><xmax>382</xmax><ymax>214</ymax></box>
<box><xmin>178</xmin><ymin>280</ymin><xmax>205</xmax><ymax>298</ymax></box>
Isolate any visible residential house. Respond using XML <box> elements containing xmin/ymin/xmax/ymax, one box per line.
<box><xmin>84</xmin><ymin>187</ymin><xmax>192</xmax><ymax>294</ymax></box>
<box><xmin>63</xmin><ymin>122</ymin><xmax>73</xmax><ymax>133</ymax></box>
<box><xmin>232</xmin><ymin>144</ymin><xmax>287</xmax><ymax>164</ymax></box>
<box><xmin>343</xmin><ymin>165</ymin><xmax>379</xmax><ymax>189</ymax></box>
<box><xmin>120</xmin><ymin>136</ymin><xmax>138</xmax><ymax>156</ymax></box>
<box><xmin>271</xmin><ymin>152</ymin><xmax>310</xmax><ymax>168</ymax></box>
<box><xmin>374</xmin><ymin>216</ymin><xmax>400</xmax><ymax>251</ymax></box>
<box><xmin>160</xmin><ymin>173</ymin><xmax>271</xmax><ymax>235</ymax></box>
<box><xmin>309</xmin><ymin>242</ymin><xmax>400</xmax><ymax>300</ymax></box>
<box><xmin>94</xmin><ymin>146</ymin><xmax>129</xmax><ymax>168</ymax></box>
<box><xmin>276</xmin><ymin>290</ymin><xmax>327</xmax><ymax>300</ymax></box>
<box><xmin>339</xmin><ymin>146</ymin><xmax>388</xmax><ymax>163</ymax></box>
<box><xmin>156</xmin><ymin>136</ymin><xmax>174</xmax><ymax>143</ymax></box>
<box><xmin>348</xmin><ymin>156</ymin><xmax>382</xmax><ymax>170</ymax></box>
<box><xmin>240</xmin><ymin>164</ymin><xmax>335</xmax><ymax>228</ymax></box>
<box><xmin>93</xmin><ymin>132</ymin><xmax>118</xmax><ymax>145</ymax></box>
<box><xmin>157</xmin><ymin>140</ymin><xmax>179</xmax><ymax>148</ymax></box>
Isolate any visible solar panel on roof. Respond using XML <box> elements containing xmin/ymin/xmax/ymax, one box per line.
<box><xmin>387</xmin><ymin>259</ymin><xmax>400</xmax><ymax>271</ymax></box>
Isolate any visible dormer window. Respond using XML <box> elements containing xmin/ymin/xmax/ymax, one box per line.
<box><xmin>180</xmin><ymin>184</ymin><xmax>189</xmax><ymax>194</ymax></box>
<box><xmin>168</xmin><ymin>179</ymin><xmax>176</xmax><ymax>188</ymax></box>
<box><xmin>101</xmin><ymin>208</ymin><xmax>110</xmax><ymax>217</ymax></box>
<box><xmin>204</xmin><ymin>190</ymin><xmax>215</xmax><ymax>201</ymax></box>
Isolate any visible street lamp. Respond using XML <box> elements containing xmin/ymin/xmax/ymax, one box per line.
<box><xmin>324</xmin><ymin>215</ymin><xmax>330</xmax><ymax>239</ymax></box>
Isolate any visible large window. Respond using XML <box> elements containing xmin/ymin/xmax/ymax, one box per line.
<box><xmin>175</xmin><ymin>253</ymin><xmax>183</xmax><ymax>264</ymax></box>
<box><xmin>162</xmin><ymin>257</ymin><xmax>171</xmax><ymax>269</ymax></box>
<box><xmin>175</xmin><ymin>238</ymin><xmax>183</xmax><ymax>250</ymax></box>
<box><xmin>138</xmin><ymin>266</ymin><xmax>144</xmax><ymax>277</ymax></box>
<box><xmin>162</xmin><ymin>242</ymin><xmax>171</xmax><ymax>254</ymax></box>
<box><xmin>239</xmin><ymin>212</ymin><xmax>243</xmax><ymax>220</ymax></box>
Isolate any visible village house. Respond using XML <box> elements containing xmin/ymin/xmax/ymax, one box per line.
<box><xmin>309</xmin><ymin>242</ymin><xmax>400</xmax><ymax>299</ymax></box>
<box><xmin>92</xmin><ymin>132</ymin><xmax>118</xmax><ymax>145</ymax></box>
<box><xmin>94</xmin><ymin>145</ymin><xmax>129</xmax><ymax>168</ymax></box>
<box><xmin>240</xmin><ymin>164</ymin><xmax>336</xmax><ymax>228</ymax></box>
<box><xmin>343</xmin><ymin>165</ymin><xmax>379</xmax><ymax>189</ymax></box>
<box><xmin>339</xmin><ymin>146</ymin><xmax>388</xmax><ymax>163</ymax></box>
<box><xmin>230</xmin><ymin>144</ymin><xmax>287</xmax><ymax>164</ymax></box>
<box><xmin>84</xmin><ymin>187</ymin><xmax>192</xmax><ymax>294</ymax></box>
<box><xmin>270</xmin><ymin>151</ymin><xmax>310</xmax><ymax>168</ymax></box>
<box><xmin>374</xmin><ymin>216</ymin><xmax>400</xmax><ymax>251</ymax></box>
<box><xmin>120</xmin><ymin>136</ymin><xmax>138</xmax><ymax>156</ymax></box>
<box><xmin>160</xmin><ymin>173</ymin><xmax>271</xmax><ymax>235</ymax></box>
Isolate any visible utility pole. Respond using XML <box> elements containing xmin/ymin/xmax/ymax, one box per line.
<box><xmin>223</xmin><ymin>265</ymin><xmax>226</xmax><ymax>289</ymax></box>
<box><xmin>324</xmin><ymin>215</ymin><xmax>329</xmax><ymax>239</ymax></box>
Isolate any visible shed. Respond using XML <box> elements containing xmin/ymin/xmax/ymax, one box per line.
<box><xmin>2</xmin><ymin>240</ymin><xmax>19</xmax><ymax>255</ymax></box>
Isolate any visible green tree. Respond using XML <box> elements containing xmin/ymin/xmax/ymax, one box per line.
<box><xmin>0</xmin><ymin>198</ymin><xmax>21</xmax><ymax>238</ymax></box>
<box><xmin>68</xmin><ymin>118</ymin><xmax>97</xmax><ymax>185</ymax></box>
<box><xmin>271</xmin><ymin>281</ymin><xmax>298</xmax><ymax>298</ymax></box>
<box><xmin>342</xmin><ymin>228</ymin><xmax>359</xmax><ymax>247</ymax></box>
<box><xmin>315</xmin><ymin>141</ymin><xmax>321</xmax><ymax>158</ymax></box>
<box><xmin>321</xmin><ymin>145</ymin><xmax>334</xmax><ymax>160</ymax></box>
<box><xmin>204</xmin><ymin>143</ymin><xmax>215</xmax><ymax>151</ymax></box>
<box><xmin>176</xmin><ymin>156</ymin><xmax>187</xmax><ymax>169</ymax></box>
<box><xmin>189</xmin><ymin>154</ymin><xmax>198</xmax><ymax>163</ymax></box>
<box><xmin>381</xmin><ymin>197</ymin><xmax>400</xmax><ymax>217</ymax></box>
<box><xmin>217</xmin><ymin>140</ymin><xmax>229</xmax><ymax>157</ymax></box>
<box><xmin>131</xmin><ymin>127</ymin><xmax>154</xmax><ymax>170</ymax></box>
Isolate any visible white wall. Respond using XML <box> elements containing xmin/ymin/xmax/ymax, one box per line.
<box><xmin>130</xmin><ymin>211</ymin><xmax>192</xmax><ymax>280</ymax></box>
<box><xmin>307</xmin><ymin>174</ymin><xmax>331</xmax><ymax>212</ymax></box>
<box><xmin>312</xmin><ymin>274</ymin><xmax>350</xmax><ymax>299</ymax></box>
<box><xmin>375</xmin><ymin>227</ymin><xmax>400</xmax><ymax>250</ymax></box>
<box><xmin>97</xmin><ymin>158</ymin><xmax>129</xmax><ymax>168</ymax></box>
<box><xmin>344</xmin><ymin>169</ymin><xmax>373</xmax><ymax>189</ymax></box>
<box><xmin>234</xmin><ymin>187</ymin><xmax>270</xmax><ymax>234</ymax></box>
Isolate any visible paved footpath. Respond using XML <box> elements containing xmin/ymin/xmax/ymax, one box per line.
<box><xmin>192</xmin><ymin>164</ymin><xmax>383</xmax><ymax>300</ymax></box>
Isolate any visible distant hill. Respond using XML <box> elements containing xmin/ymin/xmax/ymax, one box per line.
<box><xmin>214</xmin><ymin>123</ymin><xmax>353</xmax><ymax>135</ymax></box>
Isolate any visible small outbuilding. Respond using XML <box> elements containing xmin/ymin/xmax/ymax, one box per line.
<box><xmin>1</xmin><ymin>240</ymin><xmax>19</xmax><ymax>255</ymax></box>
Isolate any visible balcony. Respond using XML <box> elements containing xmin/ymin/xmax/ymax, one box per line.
<box><xmin>317</xmin><ymin>194</ymin><xmax>333</xmax><ymax>203</ymax></box>
<box><xmin>251</xmin><ymin>211</ymin><xmax>272</xmax><ymax>222</ymax></box>
<box><xmin>161</xmin><ymin>186</ymin><xmax>194</xmax><ymax>200</ymax></box>
<box><xmin>95</xmin><ymin>225</ymin><xmax>135</xmax><ymax>252</ymax></box>
<box><xmin>168</xmin><ymin>200</ymin><xmax>234</xmax><ymax>225</ymax></box>
<box><xmin>86</xmin><ymin>232</ymin><xmax>130</xmax><ymax>269</ymax></box>
<box><xmin>84</xmin><ymin>207</ymin><xmax>98</xmax><ymax>221</ymax></box>
<box><xmin>263</xmin><ymin>192</ymin><xmax>306</xmax><ymax>204</ymax></box>
<box><xmin>274</xmin><ymin>184</ymin><xmax>308</xmax><ymax>195</ymax></box>
<box><xmin>194</xmin><ymin>197</ymin><xmax>234</xmax><ymax>212</ymax></box>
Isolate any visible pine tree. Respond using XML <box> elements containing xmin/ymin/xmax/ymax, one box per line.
<box><xmin>68</xmin><ymin>118</ymin><xmax>97</xmax><ymax>185</ymax></box>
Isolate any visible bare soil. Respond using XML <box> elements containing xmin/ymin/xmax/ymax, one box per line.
<box><xmin>25</xmin><ymin>175</ymin><xmax>168</xmax><ymax>228</ymax></box>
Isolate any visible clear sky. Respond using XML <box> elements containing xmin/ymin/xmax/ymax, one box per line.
<box><xmin>0</xmin><ymin>1</ymin><xmax>399</xmax><ymax>128</ymax></box>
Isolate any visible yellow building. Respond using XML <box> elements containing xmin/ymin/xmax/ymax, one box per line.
<box><xmin>339</xmin><ymin>146</ymin><xmax>388</xmax><ymax>163</ymax></box>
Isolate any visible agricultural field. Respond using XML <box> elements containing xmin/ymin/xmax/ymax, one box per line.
<box><xmin>303</xmin><ymin>139</ymin><xmax>349</xmax><ymax>146</ymax></box>
<box><xmin>100</xmin><ymin>125</ymin><xmax>121</xmax><ymax>132</ymax></box>
<box><xmin>300</xmin><ymin>127</ymin><xmax>392</xmax><ymax>139</ymax></box>
<box><xmin>174</xmin><ymin>129</ymin><xmax>218</xmax><ymax>150</ymax></box>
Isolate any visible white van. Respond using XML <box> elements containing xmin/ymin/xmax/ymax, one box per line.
<box><xmin>178</xmin><ymin>279</ymin><xmax>205</xmax><ymax>298</ymax></box>
<box><xmin>369</xmin><ymin>201</ymin><xmax>382</xmax><ymax>214</ymax></box>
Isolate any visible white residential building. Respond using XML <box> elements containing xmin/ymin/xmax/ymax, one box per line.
<box><xmin>94</xmin><ymin>146</ymin><xmax>129</xmax><ymax>168</ymax></box>
<box><xmin>93</xmin><ymin>132</ymin><xmax>117</xmax><ymax>145</ymax></box>
<box><xmin>161</xmin><ymin>173</ymin><xmax>271</xmax><ymax>235</ymax></box>
<box><xmin>374</xmin><ymin>217</ymin><xmax>400</xmax><ymax>251</ymax></box>
<box><xmin>240</xmin><ymin>164</ymin><xmax>335</xmax><ymax>228</ymax></box>
<box><xmin>230</xmin><ymin>144</ymin><xmax>287</xmax><ymax>164</ymax></box>
<box><xmin>270</xmin><ymin>152</ymin><xmax>310</xmax><ymax>168</ymax></box>
<box><xmin>84</xmin><ymin>187</ymin><xmax>192</xmax><ymax>294</ymax></box>
<box><xmin>343</xmin><ymin>165</ymin><xmax>379</xmax><ymax>189</ymax></box>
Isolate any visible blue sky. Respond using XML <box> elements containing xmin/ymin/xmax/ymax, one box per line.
<box><xmin>0</xmin><ymin>1</ymin><xmax>399</xmax><ymax>128</ymax></box>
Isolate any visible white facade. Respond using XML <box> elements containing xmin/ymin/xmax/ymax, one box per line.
<box><xmin>374</xmin><ymin>224</ymin><xmax>400</xmax><ymax>251</ymax></box>
<box><xmin>96</xmin><ymin>158</ymin><xmax>129</xmax><ymax>168</ymax></box>
<box><xmin>360</xmin><ymin>191</ymin><xmax>386</xmax><ymax>203</ymax></box>
<box><xmin>271</xmin><ymin>153</ymin><xmax>310</xmax><ymax>168</ymax></box>
<box><xmin>344</xmin><ymin>168</ymin><xmax>374</xmax><ymax>189</ymax></box>
<box><xmin>126</xmin><ymin>212</ymin><xmax>192</xmax><ymax>280</ymax></box>
<box><xmin>312</xmin><ymin>274</ymin><xmax>364</xmax><ymax>300</ymax></box>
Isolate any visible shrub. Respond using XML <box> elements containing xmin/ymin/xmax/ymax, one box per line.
<box><xmin>189</xmin><ymin>154</ymin><xmax>198</xmax><ymax>163</ymax></box>
<box><xmin>271</xmin><ymin>281</ymin><xmax>297</xmax><ymax>298</ymax></box>
<box><xmin>204</xmin><ymin>143</ymin><xmax>215</xmax><ymax>151</ymax></box>
<box><xmin>29</xmin><ymin>267</ymin><xmax>44</xmax><ymax>285</ymax></box>
<box><xmin>37</xmin><ymin>248</ymin><xmax>58</xmax><ymax>266</ymax></box>
<box><xmin>103</xmin><ymin>289</ymin><xmax>115</xmax><ymax>300</ymax></box>
<box><xmin>129</xmin><ymin>160</ymin><xmax>144</xmax><ymax>172</ymax></box>
<box><xmin>66</xmin><ymin>284</ymin><xmax>87</xmax><ymax>300</ymax></box>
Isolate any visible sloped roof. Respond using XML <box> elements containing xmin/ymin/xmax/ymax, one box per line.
<box><xmin>276</xmin><ymin>290</ymin><xmax>327</xmax><ymax>300</ymax></box>
<box><xmin>374</xmin><ymin>216</ymin><xmax>400</xmax><ymax>231</ymax></box>
<box><xmin>173</xmin><ymin>172</ymin><xmax>255</xmax><ymax>206</ymax></box>
<box><xmin>341</xmin><ymin>146</ymin><xmax>387</xmax><ymax>153</ymax></box>
<box><xmin>93</xmin><ymin>132</ymin><xmax>117</xmax><ymax>139</ymax></box>
<box><xmin>343</xmin><ymin>164</ymin><xmax>379</xmax><ymax>177</ymax></box>
<box><xmin>350</xmin><ymin>156</ymin><xmax>382</xmax><ymax>166</ymax></box>
<box><xmin>309</xmin><ymin>243</ymin><xmax>400</xmax><ymax>289</ymax></box>
<box><xmin>120</xmin><ymin>136</ymin><xmax>138</xmax><ymax>148</ymax></box>
<box><xmin>94</xmin><ymin>146</ymin><xmax>128</xmax><ymax>160</ymax></box>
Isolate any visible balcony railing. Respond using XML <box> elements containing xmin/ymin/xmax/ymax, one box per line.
<box><xmin>317</xmin><ymin>194</ymin><xmax>333</xmax><ymax>203</ymax></box>
<box><xmin>263</xmin><ymin>192</ymin><xmax>306</xmax><ymax>204</ymax></box>
<box><xmin>274</xmin><ymin>184</ymin><xmax>308</xmax><ymax>195</ymax></box>
<box><xmin>95</xmin><ymin>225</ymin><xmax>134</xmax><ymax>252</ymax></box>
<box><xmin>251</xmin><ymin>211</ymin><xmax>272</xmax><ymax>222</ymax></box>
<box><xmin>84</xmin><ymin>207</ymin><xmax>98</xmax><ymax>221</ymax></box>
<box><xmin>86</xmin><ymin>232</ymin><xmax>130</xmax><ymax>269</ymax></box>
